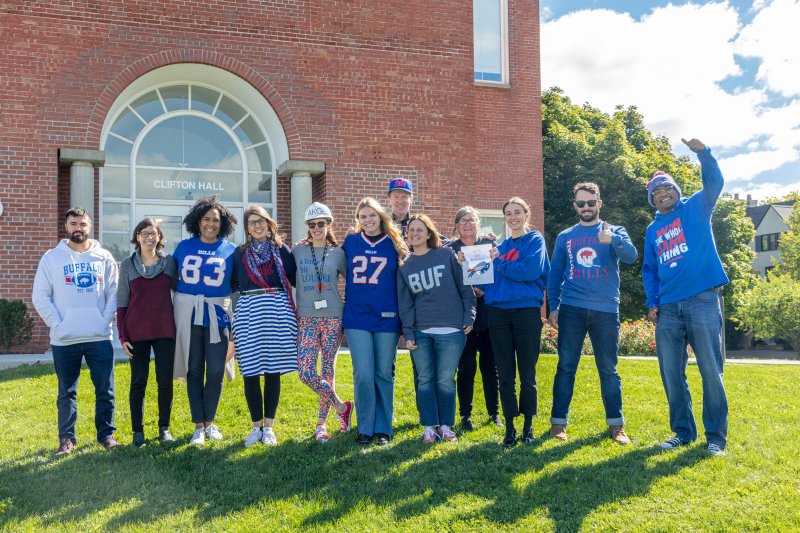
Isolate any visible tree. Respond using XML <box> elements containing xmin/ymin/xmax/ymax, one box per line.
<box><xmin>774</xmin><ymin>202</ymin><xmax>800</xmax><ymax>279</ymax></box>
<box><xmin>711</xmin><ymin>194</ymin><xmax>756</xmax><ymax>320</ymax></box>
<box><xmin>739</xmin><ymin>273</ymin><xmax>800</xmax><ymax>354</ymax></box>
<box><xmin>542</xmin><ymin>87</ymin><xmax>756</xmax><ymax>321</ymax></box>
<box><xmin>763</xmin><ymin>191</ymin><xmax>800</xmax><ymax>204</ymax></box>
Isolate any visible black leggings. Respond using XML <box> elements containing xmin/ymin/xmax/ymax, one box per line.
<box><xmin>487</xmin><ymin>306</ymin><xmax>543</xmax><ymax>419</ymax></box>
<box><xmin>457</xmin><ymin>329</ymin><xmax>499</xmax><ymax>418</ymax></box>
<box><xmin>243</xmin><ymin>373</ymin><xmax>281</xmax><ymax>422</ymax></box>
<box><xmin>187</xmin><ymin>326</ymin><xmax>228</xmax><ymax>423</ymax></box>
<box><xmin>129</xmin><ymin>338</ymin><xmax>175</xmax><ymax>432</ymax></box>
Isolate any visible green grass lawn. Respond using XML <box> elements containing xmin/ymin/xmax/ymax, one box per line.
<box><xmin>1</xmin><ymin>353</ymin><xmax>799</xmax><ymax>532</ymax></box>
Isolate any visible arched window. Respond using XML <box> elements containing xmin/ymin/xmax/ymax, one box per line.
<box><xmin>100</xmin><ymin>76</ymin><xmax>281</xmax><ymax>260</ymax></box>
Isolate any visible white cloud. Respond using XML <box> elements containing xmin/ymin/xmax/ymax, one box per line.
<box><xmin>729</xmin><ymin>180</ymin><xmax>800</xmax><ymax>200</ymax></box>
<box><xmin>541</xmin><ymin>1</ymin><xmax>800</xmax><ymax>185</ymax></box>
<box><xmin>736</xmin><ymin>0</ymin><xmax>800</xmax><ymax>98</ymax></box>
<box><xmin>718</xmin><ymin>148</ymin><xmax>799</xmax><ymax>182</ymax></box>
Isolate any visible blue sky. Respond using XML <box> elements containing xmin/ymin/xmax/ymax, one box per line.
<box><xmin>540</xmin><ymin>0</ymin><xmax>800</xmax><ymax>201</ymax></box>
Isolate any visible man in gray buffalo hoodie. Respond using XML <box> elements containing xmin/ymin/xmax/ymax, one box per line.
<box><xmin>32</xmin><ymin>207</ymin><xmax>119</xmax><ymax>455</ymax></box>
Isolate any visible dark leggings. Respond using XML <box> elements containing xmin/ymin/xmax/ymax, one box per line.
<box><xmin>129</xmin><ymin>337</ymin><xmax>175</xmax><ymax>432</ymax></box>
<box><xmin>487</xmin><ymin>306</ymin><xmax>543</xmax><ymax>419</ymax></box>
<box><xmin>243</xmin><ymin>373</ymin><xmax>281</xmax><ymax>422</ymax></box>
<box><xmin>187</xmin><ymin>325</ymin><xmax>228</xmax><ymax>423</ymax></box>
<box><xmin>457</xmin><ymin>329</ymin><xmax>500</xmax><ymax>418</ymax></box>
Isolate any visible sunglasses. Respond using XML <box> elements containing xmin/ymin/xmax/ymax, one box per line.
<box><xmin>574</xmin><ymin>200</ymin><xmax>598</xmax><ymax>208</ymax></box>
<box><xmin>307</xmin><ymin>221</ymin><xmax>327</xmax><ymax>229</ymax></box>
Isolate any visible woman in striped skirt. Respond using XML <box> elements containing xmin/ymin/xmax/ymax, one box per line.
<box><xmin>231</xmin><ymin>205</ymin><xmax>297</xmax><ymax>446</ymax></box>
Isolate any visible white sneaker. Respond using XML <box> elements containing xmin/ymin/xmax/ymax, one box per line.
<box><xmin>244</xmin><ymin>427</ymin><xmax>263</xmax><ymax>447</ymax></box>
<box><xmin>439</xmin><ymin>425</ymin><xmax>458</xmax><ymax>443</ymax></box>
<box><xmin>262</xmin><ymin>427</ymin><xmax>277</xmax><ymax>446</ymax></box>
<box><xmin>190</xmin><ymin>428</ymin><xmax>206</xmax><ymax>445</ymax></box>
<box><xmin>205</xmin><ymin>424</ymin><xmax>223</xmax><ymax>441</ymax></box>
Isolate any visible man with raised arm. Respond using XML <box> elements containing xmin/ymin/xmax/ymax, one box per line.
<box><xmin>642</xmin><ymin>138</ymin><xmax>729</xmax><ymax>456</ymax></box>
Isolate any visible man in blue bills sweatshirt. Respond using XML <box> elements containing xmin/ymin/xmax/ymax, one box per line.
<box><xmin>642</xmin><ymin>137</ymin><xmax>729</xmax><ymax>456</ymax></box>
<box><xmin>547</xmin><ymin>182</ymin><xmax>637</xmax><ymax>445</ymax></box>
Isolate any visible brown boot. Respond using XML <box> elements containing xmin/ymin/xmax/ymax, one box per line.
<box><xmin>55</xmin><ymin>438</ymin><xmax>75</xmax><ymax>456</ymax></box>
<box><xmin>609</xmin><ymin>425</ymin><xmax>631</xmax><ymax>445</ymax></box>
<box><xmin>549</xmin><ymin>424</ymin><xmax>567</xmax><ymax>442</ymax></box>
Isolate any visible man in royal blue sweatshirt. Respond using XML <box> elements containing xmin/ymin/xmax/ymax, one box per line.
<box><xmin>642</xmin><ymin>137</ymin><xmax>729</xmax><ymax>456</ymax></box>
<box><xmin>547</xmin><ymin>182</ymin><xmax>637</xmax><ymax>445</ymax></box>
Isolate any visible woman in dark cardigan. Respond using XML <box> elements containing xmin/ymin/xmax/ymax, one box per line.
<box><xmin>117</xmin><ymin>217</ymin><xmax>177</xmax><ymax>447</ymax></box>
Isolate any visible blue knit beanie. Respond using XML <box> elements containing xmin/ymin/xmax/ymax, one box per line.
<box><xmin>646</xmin><ymin>171</ymin><xmax>682</xmax><ymax>207</ymax></box>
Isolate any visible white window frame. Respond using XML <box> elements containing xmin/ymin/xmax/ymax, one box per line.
<box><xmin>478</xmin><ymin>208</ymin><xmax>507</xmax><ymax>242</ymax></box>
<box><xmin>473</xmin><ymin>0</ymin><xmax>510</xmax><ymax>87</ymax></box>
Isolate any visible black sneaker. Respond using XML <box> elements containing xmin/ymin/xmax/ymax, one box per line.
<box><xmin>518</xmin><ymin>427</ymin><xmax>535</xmax><ymax>444</ymax></box>
<box><xmin>374</xmin><ymin>433</ymin><xmax>390</xmax><ymax>446</ymax></box>
<box><xmin>132</xmin><ymin>431</ymin><xmax>146</xmax><ymax>448</ymax></box>
<box><xmin>461</xmin><ymin>417</ymin><xmax>474</xmax><ymax>432</ymax></box>
<box><xmin>159</xmin><ymin>426</ymin><xmax>175</xmax><ymax>442</ymax></box>
<box><xmin>502</xmin><ymin>427</ymin><xmax>517</xmax><ymax>447</ymax></box>
<box><xmin>356</xmin><ymin>433</ymin><xmax>373</xmax><ymax>445</ymax></box>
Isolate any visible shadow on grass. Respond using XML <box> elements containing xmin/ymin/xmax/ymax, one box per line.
<box><xmin>0</xmin><ymin>363</ymin><xmax>54</xmax><ymax>384</ymax></box>
<box><xmin>0</xmin><ymin>428</ymin><xmax>706</xmax><ymax>531</ymax></box>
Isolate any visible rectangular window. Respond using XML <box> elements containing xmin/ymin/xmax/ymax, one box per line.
<box><xmin>759</xmin><ymin>233</ymin><xmax>780</xmax><ymax>252</ymax></box>
<box><xmin>478</xmin><ymin>209</ymin><xmax>506</xmax><ymax>243</ymax></box>
<box><xmin>474</xmin><ymin>0</ymin><xmax>509</xmax><ymax>84</ymax></box>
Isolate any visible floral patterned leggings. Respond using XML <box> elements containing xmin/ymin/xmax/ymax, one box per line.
<box><xmin>297</xmin><ymin>317</ymin><xmax>344</xmax><ymax>421</ymax></box>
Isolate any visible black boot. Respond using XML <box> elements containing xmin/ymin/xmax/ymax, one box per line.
<box><xmin>518</xmin><ymin>426</ymin><xmax>535</xmax><ymax>444</ymax></box>
<box><xmin>502</xmin><ymin>420</ymin><xmax>517</xmax><ymax>447</ymax></box>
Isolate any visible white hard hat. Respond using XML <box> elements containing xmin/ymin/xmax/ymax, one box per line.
<box><xmin>304</xmin><ymin>202</ymin><xmax>333</xmax><ymax>221</ymax></box>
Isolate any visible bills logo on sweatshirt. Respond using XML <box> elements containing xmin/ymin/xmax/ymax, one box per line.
<box><xmin>63</xmin><ymin>262</ymin><xmax>103</xmax><ymax>293</ymax></box>
<box><xmin>576</xmin><ymin>247</ymin><xmax>597</xmax><ymax>268</ymax></box>
<box><xmin>500</xmin><ymin>248</ymin><xmax>519</xmax><ymax>262</ymax></box>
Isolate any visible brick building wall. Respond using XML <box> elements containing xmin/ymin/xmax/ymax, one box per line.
<box><xmin>0</xmin><ymin>0</ymin><xmax>542</xmax><ymax>353</ymax></box>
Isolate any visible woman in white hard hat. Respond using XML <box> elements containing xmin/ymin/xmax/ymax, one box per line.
<box><xmin>292</xmin><ymin>202</ymin><xmax>353</xmax><ymax>442</ymax></box>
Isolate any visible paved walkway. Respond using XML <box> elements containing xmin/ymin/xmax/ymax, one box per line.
<box><xmin>2</xmin><ymin>349</ymin><xmax>799</xmax><ymax>371</ymax></box>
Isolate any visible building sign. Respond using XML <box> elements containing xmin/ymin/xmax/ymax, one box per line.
<box><xmin>136</xmin><ymin>169</ymin><xmax>242</xmax><ymax>202</ymax></box>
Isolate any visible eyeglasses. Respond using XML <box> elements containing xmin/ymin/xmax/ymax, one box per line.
<box><xmin>458</xmin><ymin>219</ymin><xmax>478</xmax><ymax>226</ymax></box>
<box><xmin>138</xmin><ymin>231</ymin><xmax>159</xmax><ymax>239</ymax></box>
<box><xmin>247</xmin><ymin>218</ymin><xmax>268</xmax><ymax>228</ymax></box>
<box><xmin>574</xmin><ymin>200</ymin><xmax>598</xmax><ymax>208</ymax></box>
<box><xmin>652</xmin><ymin>186</ymin><xmax>673</xmax><ymax>197</ymax></box>
<box><xmin>307</xmin><ymin>221</ymin><xmax>327</xmax><ymax>229</ymax></box>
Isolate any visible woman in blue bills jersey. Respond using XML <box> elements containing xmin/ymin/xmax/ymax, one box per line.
<box><xmin>231</xmin><ymin>205</ymin><xmax>297</xmax><ymax>447</ymax></box>
<box><xmin>342</xmin><ymin>197</ymin><xmax>408</xmax><ymax>446</ymax></box>
<box><xmin>172</xmin><ymin>196</ymin><xmax>238</xmax><ymax>446</ymax></box>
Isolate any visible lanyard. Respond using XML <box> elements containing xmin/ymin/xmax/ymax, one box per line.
<box><xmin>309</xmin><ymin>245</ymin><xmax>328</xmax><ymax>295</ymax></box>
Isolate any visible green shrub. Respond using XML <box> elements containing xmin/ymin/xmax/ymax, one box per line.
<box><xmin>618</xmin><ymin>319</ymin><xmax>656</xmax><ymax>357</ymax></box>
<box><xmin>0</xmin><ymin>299</ymin><xmax>34</xmax><ymax>353</ymax></box>
<box><xmin>539</xmin><ymin>322</ymin><xmax>593</xmax><ymax>355</ymax></box>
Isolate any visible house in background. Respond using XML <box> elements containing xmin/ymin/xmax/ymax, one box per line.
<box><xmin>744</xmin><ymin>199</ymin><xmax>796</xmax><ymax>276</ymax></box>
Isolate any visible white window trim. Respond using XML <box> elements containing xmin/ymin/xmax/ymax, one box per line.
<box><xmin>473</xmin><ymin>0</ymin><xmax>510</xmax><ymax>86</ymax></box>
<box><xmin>98</xmin><ymin>65</ymin><xmax>288</xmax><ymax>253</ymax></box>
<box><xmin>478</xmin><ymin>208</ymin><xmax>507</xmax><ymax>242</ymax></box>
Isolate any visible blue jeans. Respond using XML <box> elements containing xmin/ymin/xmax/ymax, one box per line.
<box><xmin>51</xmin><ymin>340</ymin><xmax>116</xmax><ymax>444</ymax></box>
<box><xmin>345</xmin><ymin>329</ymin><xmax>400</xmax><ymax>436</ymax></box>
<box><xmin>411</xmin><ymin>331</ymin><xmax>466</xmax><ymax>427</ymax></box>
<box><xmin>551</xmin><ymin>304</ymin><xmax>624</xmax><ymax>426</ymax></box>
<box><xmin>655</xmin><ymin>290</ymin><xmax>728</xmax><ymax>448</ymax></box>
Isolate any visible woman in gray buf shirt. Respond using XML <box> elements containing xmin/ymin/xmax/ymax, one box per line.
<box><xmin>397</xmin><ymin>215</ymin><xmax>476</xmax><ymax>444</ymax></box>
